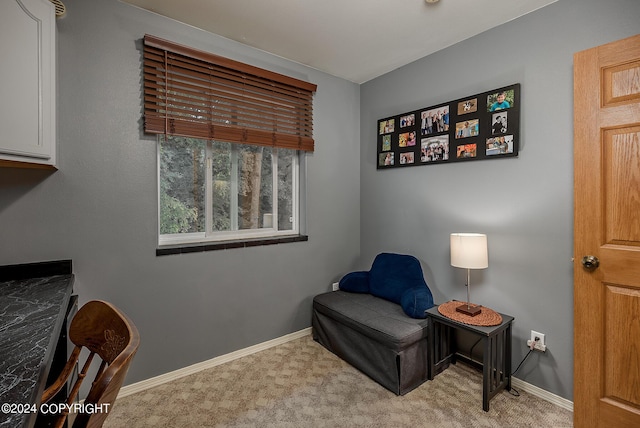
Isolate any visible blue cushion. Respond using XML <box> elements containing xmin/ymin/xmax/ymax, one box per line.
<box><xmin>369</xmin><ymin>253</ymin><xmax>428</xmax><ymax>304</ymax></box>
<box><xmin>400</xmin><ymin>286</ymin><xmax>434</xmax><ymax>319</ymax></box>
<box><xmin>339</xmin><ymin>271</ymin><xmax>370</xmax><ymax>293</ymax></box>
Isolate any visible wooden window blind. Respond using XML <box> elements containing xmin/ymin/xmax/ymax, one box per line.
<box><xmin>143</xmin><ymin>35</ymin><xmax>317</xmax><ymax>151</ymax></box>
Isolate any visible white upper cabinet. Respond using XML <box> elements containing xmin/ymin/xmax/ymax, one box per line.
<box><xmin>0</xmin><ymin>0</ymin><xmax>56</xmax><ymax>168</ymax></box>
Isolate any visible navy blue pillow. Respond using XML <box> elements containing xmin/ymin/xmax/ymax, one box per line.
<box><xmin>339</xmin><ymin>271</ymin><xmax>370</xmax><ymax>293</ymax></box>
<box><xmin>369</xmin><ymin>253</ymin><xmax>427</xmax><ymax>304</ymax></box>
<box><xmin>400</xmin><ymin>286</ymin><xmax>434</xmax><ymax>319</ymax></box>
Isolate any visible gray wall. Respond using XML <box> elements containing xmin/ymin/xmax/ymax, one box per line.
<box><xmin>0</xmin><ymin>0</ymin><xmax>360</xmax><ymax>384</ymax></box>
<box><xmin>360</xmin><ymin>0</ymin><xmax>640</xmax><ymax>400</ymax></box>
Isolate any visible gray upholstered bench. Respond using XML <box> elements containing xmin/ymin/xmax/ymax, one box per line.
<box><xmin>312</xmin><ymin>253</ymin><xmax>434</xmax><ymax>395</ymax></box>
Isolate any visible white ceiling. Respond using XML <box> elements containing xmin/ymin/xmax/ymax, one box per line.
<box><xmin>121</xmin><ymin>0</ymin><xmax>557</xmax><ymax>84</ymax></box>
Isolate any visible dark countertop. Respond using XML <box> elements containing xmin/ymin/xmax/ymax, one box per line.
<box><xmin>0</xmin><ymin>262</ymin><xmax>74</xmax><ymax>428</ymax></box>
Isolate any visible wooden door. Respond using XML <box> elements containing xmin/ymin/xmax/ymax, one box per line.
<box><xmin>574</xmin><ymin>34</ymin><xmax>640</xmax><ymax>428</ymax></box>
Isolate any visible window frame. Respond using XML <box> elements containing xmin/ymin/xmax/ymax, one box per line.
<box><xmin>157</xmin><ymin>137</ymin><xmax>302</xmax><ymax>248</ymax></box>
<box><xmin>143</xmin><ymin>35</ymin><xmax>315</xmax><ymax>251</ymax></box>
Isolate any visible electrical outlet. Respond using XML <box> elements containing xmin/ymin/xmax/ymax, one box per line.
<box><xmin>527</xmin><ymin>330</ymin><xmax>547</xmax><ymax>352</ymax></box>
<box><xmin>332</xmin><ymin>282</ymin><xmax>340</xmax><ymax>291</ymax></box>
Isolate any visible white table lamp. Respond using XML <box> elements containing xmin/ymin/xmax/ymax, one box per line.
<box><xmin>450</xmin><ymin>233</ymin><xmax>488</xmax><ymax>316</ymax></box>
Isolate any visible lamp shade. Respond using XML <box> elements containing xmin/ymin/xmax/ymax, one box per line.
<box><xmin>450</xmin><ymin>233</ymin><xmax>488</xmax><ymax>269</ymax></box>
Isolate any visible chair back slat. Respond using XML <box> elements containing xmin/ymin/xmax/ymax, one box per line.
<box><xmin>41</xmin><ymin>300</ymin><xmax>139</xmax><ymax>428</ymax></box>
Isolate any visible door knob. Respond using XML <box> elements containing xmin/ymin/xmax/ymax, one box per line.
<box><xmin>581</xmin><ymin>255</ymin><xmax>600</xmax><ymax>271</ymax></box>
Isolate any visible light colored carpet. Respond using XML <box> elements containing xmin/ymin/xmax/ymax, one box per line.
<box><xmin>104</xmin><ymin>335</ymin><xmax>573</xmax><ymax>427</ymax></box>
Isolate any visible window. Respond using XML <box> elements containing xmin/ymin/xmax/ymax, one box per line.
<box><xmin>158</xmin><ymin>135</ymin><xmax>299</xmax><ymax>244</ymax></box>
<box><xmin>143</xmin><ymin>35</ymin><xmax>315</xmax><ymax>247</ymax></box>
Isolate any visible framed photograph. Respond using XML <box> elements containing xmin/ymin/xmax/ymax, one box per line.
<box><xmin>399</xmin><ymin>152</ymin><xmax>415</xmax><ymax>165</ymax></box>
<box><xmin>456</xmin><ymin>143</ymin><xmax>477</xmax><ymax>159</ymax></box>
<box><xmin>420</xmin><ymin>105</ymin><xmax>449</xmax><ymax>136</ymax></box>
<box><xmin>487</xmin><ymin>89</ymin><xmax>515</xmax><ymax>112</ymax></box>
<box><xmin>455</xmin><ymin>119</ymin><xmax>479</xmax><ymax>139</ymax></box>
<box><xmin>379</xmin><ymin>119</ymin><xmax>395</xmax><ymax>134</ymax></box>
<box><xmin>400</xmin><ymin>114</ymin><xmax>415</xmax><ymax>128</ymax></box>
<box><xmin>377</xmin><ymin>83</ymin><xmax>519</xmax><ymax>169</ymax></box>
<box><xmin>379</xmin><ymin>152</ymin><xmax>394</xmax><ymax>166</ymax></box>
<box><xmin>421</xmin><ymin>135</ymin><xmax>449</xmax><ymax>162</ymax></box>
<box><xmin>486</xmin><ymin>135</ymin><xmax>514</xmax><ymax>156</ymax></box>
<box><xmin>381</xmin><ymin>134</ymin><xmax>391</xmax><ymax>151</ymax></box>
<box><xmin>458</xmin><ymin>98</ymin><xmax>477</xmax><ymax>115</ymax></box>
<box><xmin>399</xmin><ymin>131</ymin><xmax>417</xmax><ymax>147</ymax></box>
<box><xmin>491</xmin><ymin>112</ymin><xmax>508</xmax><ymax>135</ymax></box>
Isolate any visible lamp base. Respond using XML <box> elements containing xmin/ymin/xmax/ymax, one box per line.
<box><xmin>456</xmin><ymin>302</ymin><xmax>482</xmax><ymax>317</ymax></box>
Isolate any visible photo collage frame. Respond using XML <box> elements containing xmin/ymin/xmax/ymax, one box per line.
<box><xmin>377</xmin><ymin>83</ymin><xmax>520</xmax><ymax>169</ymax></box>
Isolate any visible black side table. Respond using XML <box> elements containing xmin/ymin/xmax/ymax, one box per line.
<box><xmin>425</xmin><ymin>305</ymin><xmax>514</xmax><ymax>411</ymax></box>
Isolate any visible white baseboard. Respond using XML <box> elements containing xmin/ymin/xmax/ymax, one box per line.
<box><xmin>118</xmin><ymin>327</ymin><xmax>312</xmax><ymax>398</ymax></box>
<box><xmin>511</xmin><ymin>377</ymin><xmax>574</xmax><ymax>412</ymax></box>
<box><xmin>118</xmin><ymin>326</ymin><xmax>573</xmax><ymax>414</ymax></box>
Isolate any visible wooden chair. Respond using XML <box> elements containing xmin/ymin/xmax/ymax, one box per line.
<box><xmin>41</xmin><ymin>300</ymin><xmax>140</xmax><ymax>428</ymax></box>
